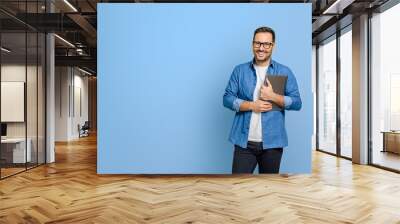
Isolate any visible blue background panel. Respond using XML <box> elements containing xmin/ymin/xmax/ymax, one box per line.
<box><xmin>98</xmin><ymin>3</ymin><xmax>312</xmax><ymax>174</ymax></box>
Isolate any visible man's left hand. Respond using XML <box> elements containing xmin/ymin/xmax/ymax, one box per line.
<box><xmin>260</xmin><ymin>78</ymin><xmax>276</xmax><ymax>102</ymax></box>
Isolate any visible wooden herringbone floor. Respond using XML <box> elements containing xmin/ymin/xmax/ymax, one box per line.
<box><xmin>1</xmin><ymin>134</ymin><xmax>400</xmax><ymax>224</ymax></box>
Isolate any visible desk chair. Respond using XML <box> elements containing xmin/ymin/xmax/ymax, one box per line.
<box><xmin>78</xmin><ymin>121</ymin><xmax>90</xmax><ymax>138</ymax></box>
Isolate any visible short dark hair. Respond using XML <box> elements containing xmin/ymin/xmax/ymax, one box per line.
<box><xmin>253</xmin><ymin>26</ymin><xmax>275</xmax><ymax>42</ymax></box>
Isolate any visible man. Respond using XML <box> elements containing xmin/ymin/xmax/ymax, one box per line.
<box><xmin>223</xmin><ymin>26</ymin><xmax>302</xmax><ymax>174</ymax></box>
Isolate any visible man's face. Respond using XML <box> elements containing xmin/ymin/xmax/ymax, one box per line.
<box><xmin>252</xmin><ymin>32</ymin><xmax>274</xmax><ymax>63</ymax></box>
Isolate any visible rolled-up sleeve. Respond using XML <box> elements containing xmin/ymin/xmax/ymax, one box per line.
<box><xmin>223</xmin><ymin>66</ymin><xmax>243</xmax><ymax>112</ymax></box>
<box><xmin>284</xmin><ymin>68</ymin><xmax>302</xmax><ymax>111</ymax></box>
<box><xmin>283</xmin><ymin>96</ymin><xmax>293</xmax><ymax>109</ymax></box>
<box><xmin>233</xmin><ymin>98</ymin><xmax>244</xmax><ymax>112</ymax></box>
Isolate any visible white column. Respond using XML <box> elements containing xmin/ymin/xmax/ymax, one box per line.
<box><xmin>352</xmin><ymin>14</ymin><xmax>369</xmax><ymax>164</ymax></box>
<box><xmin>46</xmin><ymin>1</ymin><xmax>55</xmax><ymax>163</ymax></box>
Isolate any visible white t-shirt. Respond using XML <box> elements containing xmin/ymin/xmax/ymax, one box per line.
<box><xmin>247</xmin><ymin>64</ymin><xmax>268</xmax><ymax>142</ymax></box>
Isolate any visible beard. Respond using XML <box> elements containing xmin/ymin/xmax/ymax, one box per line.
<box><xmin>255</xmin><ymin>50</ymin><xmax>270</xmax><ymax>62</ymax></box>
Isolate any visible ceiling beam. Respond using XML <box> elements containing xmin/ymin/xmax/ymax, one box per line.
<box><xmin>322</xmin><ymin>0</ymin><xmax>356</xmax><ymax>14</ymax></box>
<box><xmin>55</xmin><ymin>55</ymin><xmax>96</xmax><ymax>72</ymax></box>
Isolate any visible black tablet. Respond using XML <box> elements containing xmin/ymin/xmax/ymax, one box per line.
<box><xmin>263</xmin><ymin>74</ymin><xmax>287</xmax><ymax>111</ymax></box>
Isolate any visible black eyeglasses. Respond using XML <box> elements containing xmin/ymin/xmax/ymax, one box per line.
<box><xmin>253</xmin><ymin>41</ymin><xmax>274</xmax><ymax>49</ymax></box>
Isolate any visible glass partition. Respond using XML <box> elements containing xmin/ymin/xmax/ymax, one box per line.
<box><xmin>1</xmin><ymin>31</ymin><xmax>28</xmax><ymax>177</ymax></box>
<box><xmin>0</xmin><ymin>1</ymin><xmax>46</xmax><ymax>179</ymax></box>
<box><xmin>371</xmin><ymin>3</ymin><xmax>400</xmax><ymax>171</ymax></box>
<box><xmin>27</xmin><ymin>30</ymin><xmax>38</xmax><ymax>169</ymax></box>
<box><xmin>339</xmin><ymin>27</ymin><xmax>352</xmax><ymax>158</ymax></box>
<box><xmin>317</xmin><ymin>35</ymin><xmax>337</xmax><ymax>155</ymax></box>
<box><xmin>38</xmin><ymin>32</ymin><xmax>45</xmax><ymax>165</ymax></box>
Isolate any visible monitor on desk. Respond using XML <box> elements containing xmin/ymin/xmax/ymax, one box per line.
<box><xmin>1</xmin><ymin>123</ymin><xmax>7</xmax><ymax>138</ymax></box>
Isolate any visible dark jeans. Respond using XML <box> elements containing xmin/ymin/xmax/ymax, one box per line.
<box><xmin>232</xmin><ymin>141</ymin><xmax>283</xmax><ymax>174</ymax></box>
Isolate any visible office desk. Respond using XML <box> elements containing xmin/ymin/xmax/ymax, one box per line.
<box><xmin>381</xmin><ymin>131</ymin><xmax>400</xmax><ymax>154</ymax></box>
<box><xmin>1</xmin><ymin>138</ymin><xmax>32</xmax><ymax>163</ymax></box>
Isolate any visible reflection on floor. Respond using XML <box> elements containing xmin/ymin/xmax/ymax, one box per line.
<box><xmin>373</xmin><ymin>150</ymin><xmax>400</xmax><ymax>171</ymax></box>
<box><xmin>0</xmin><ymin>162</ymin><xmax>42</xmax><ymax>178</ymax></box>
<box><xmin>0</xmin><ymin>167</ymin><xmax>25</xmax><ymax>177</ymax></box>
<box><xmin>341</xmin><ymin>147</ymin><xmax>352</xmax><ymax>158</ymax></box>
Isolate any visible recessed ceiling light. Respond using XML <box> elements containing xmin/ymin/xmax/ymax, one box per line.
<box><xmin>54</xmin><ymin>34</ymin><xmax>75</xmax><ymax>48</ymax></box>
<box><xmin>63</xmin><ymin>0</ymin><xmax>78</xmax><ymax>12</ymax></box>
<box><xmin>78</xmin><ymin>67</ymin><xmax>93</xmax><ymax>76</ymax></box>
<box><xmin>322</xmin><ymin>0</ymin><xmax>354</xmax><ymax>15</ymax></box>
<box><xmin>1</xmin><ymin>47</ymin><xmax>11</xmax><ymax>53</ymax></box>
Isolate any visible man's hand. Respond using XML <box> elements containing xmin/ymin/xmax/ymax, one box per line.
<box><xmin>251</xmin><ymin>100</ymin><xmax>272</xmax><ymax>113</ymax></box>
<box><xmin>260</xmin><ymin>78</ymin><xmax>276</xmax><ymax>102</ymax></box>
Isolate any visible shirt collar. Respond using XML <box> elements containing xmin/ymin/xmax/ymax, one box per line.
<box><xmin>250</xmin><ymin>58</ymin><xmax>275</xmax><ymax>70</ymax></box>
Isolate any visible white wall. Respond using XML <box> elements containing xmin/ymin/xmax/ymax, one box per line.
<box><xmin>1</xmin><ymin>65</ymin><xmax>26</xmax><ymax>132</ymax></box>
<box><xmin>55</xmin><ymin>66</ymin><xmax>89</xmax><ymax>141</ymax></box>
<box><xmin>1</xmin><ymin>63</ymin><xmax>46</xmax><ymax>164</ymax></box>
<box><xmin>55</xmin><ymin>66</ymin><xmax>70</xmax><ymax>141</ymax></box>
<box><xmin>1</xmin><ymin>65</ymin><xmax>40</xmax><ymax>138</ymax></box>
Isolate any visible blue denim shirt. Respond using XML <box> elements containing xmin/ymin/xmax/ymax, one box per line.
<box><xmin>223</xmin><ymin>59</ymin><xmax>302</xmax><ymax>149</ymax></box>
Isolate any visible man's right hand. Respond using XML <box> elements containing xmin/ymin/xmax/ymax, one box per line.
<box><xmin>251</xmin><ymin>100</ymin><xmax>272</xmax><ymax>113</ymax></box>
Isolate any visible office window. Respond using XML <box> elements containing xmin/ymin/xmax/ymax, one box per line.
<box><xmin>317</xmin><ymin>35</ymin><xmax>337</xmax><ymax>154</ymax></box>
<box><xmin>312</xmin><ymin>46</ymin><xmax>317</xmax><ymax>150</ymax></box>
<box><xmin>340</xmin><ymin>27</ymin><xmax>352</xmax><ymax>158</ymax></box>
<box><xmin>371</xmin><ymin>3</ymin><xmax>400</xmax><ymax>171</ymax></box>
